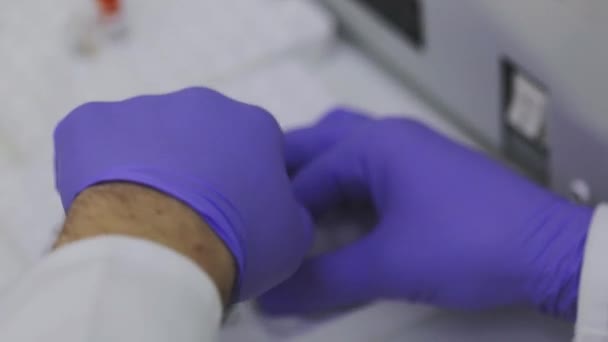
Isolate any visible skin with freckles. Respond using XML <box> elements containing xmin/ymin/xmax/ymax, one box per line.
<box><xmin>54</xmin><ymin>183</ymin><xmax>236</xmax><ymax>305</ymax></box>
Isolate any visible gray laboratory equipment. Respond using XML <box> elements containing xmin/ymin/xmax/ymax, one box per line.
<box><xmin>324</xmin><ymin>0</ymin><xmax>608</xmax><ymax>204</ymax></box>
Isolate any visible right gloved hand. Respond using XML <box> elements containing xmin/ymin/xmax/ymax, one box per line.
<box><xmin>260</xmin><ymin>108</ymin><xmax>592</xmax><ymax>321</ymax></box>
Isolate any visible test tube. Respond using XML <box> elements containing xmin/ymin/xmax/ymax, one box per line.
<box><xmin>96</xmin><ymin>0</ymin><xmax>126</xmax><ymax>38</ymax></box>
<box><xmin>70</xmin><ymin>0</ymin><xmax>126</xmax><ymax>56</ymax></box>
<box><xmin>97</xmin><ymin>0</ymin><xmax>121</xmax><ymax>20</ymax></box>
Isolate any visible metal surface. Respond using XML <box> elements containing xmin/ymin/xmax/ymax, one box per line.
<box><xmin>323</xmin><ymin>0</ymin><xmax>608</xmax><ymax>203</ymax></box>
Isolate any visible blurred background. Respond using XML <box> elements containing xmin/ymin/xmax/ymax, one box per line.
<box><xmin>2</xmin><ymin>0</ymin><xmax>605</xmax><ymax>341</ymax></box>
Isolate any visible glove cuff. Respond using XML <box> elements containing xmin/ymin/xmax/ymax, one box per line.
<box><xmin>526</xmin><ymin>200</ymin><xmax>593</xmax><ymax>320</ymax></box>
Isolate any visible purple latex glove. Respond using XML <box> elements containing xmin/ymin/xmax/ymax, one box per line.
<box><xmin>260</xmin><ymin>108</ymin><xmax>592</xmax><ymax>320</ymax></box>
<box><xmin>54</xmin><ymin>87</ymin><xmax>313</xmax><ymax>301</ymax></box>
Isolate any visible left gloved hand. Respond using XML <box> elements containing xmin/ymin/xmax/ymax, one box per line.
<box><xmin>260</xmin><ymin>108</ymin><xmax>591</xmax><ymax>320</ymax></box>
<box><xmin>53</xmin><ymin>87</ymin><xmax>313</xmax><ymax>301</ymax></box>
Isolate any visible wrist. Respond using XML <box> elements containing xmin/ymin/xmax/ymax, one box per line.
<box><xmin>526</xmin><ymin>201</ymin><xmax>593</xmax><ymax>321</ymax></box>
<box><xmin>54</xmin><ymin>183</ymin><xmax>236</xmax><ymax>305</ymax></box>
<box><xmin>67</xmin><ymin>166</ymin><xmax>247</xmax><ymax>298</ymax></box>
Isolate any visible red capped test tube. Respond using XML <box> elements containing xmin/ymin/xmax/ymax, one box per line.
<box><xmin>97</xmin><ymin>0</ymin><xmax>121</xmax><ymax>19</ymax></box>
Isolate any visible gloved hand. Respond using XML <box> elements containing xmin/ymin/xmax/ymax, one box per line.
<box><xmin>259</xmin><ymin>108</ymin><xmax>592</xmax><ymax>320</ymax></box>
<box><xmin>54</xmin><ymin>87</ymin><xmax>312</xmax><ymax>301</ymax></box>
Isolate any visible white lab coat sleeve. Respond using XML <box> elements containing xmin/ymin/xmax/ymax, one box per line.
<box><xmin>0</xmin><ymin>236</ymin><xmax>223</xmax><ymax>342</ymax></box>
<box><xmin>575</xmin><ymin>204</ymin><xmax>608</xmax><ymax>341</ymax></box>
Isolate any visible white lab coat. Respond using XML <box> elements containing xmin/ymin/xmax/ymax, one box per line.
<box><xmin>0</xmin><ymin>237</ymin><xmax>222</xmax><ymax>342</ymax></box>
<box><xmin>0</xmin><ymin>207</ymin><xmax>607</xmax><ymax>342</ymax></box>
<box><xmin>575</xmin><ymin>205</ymin><xmax>608</xmax><ymax>341</ymax></box>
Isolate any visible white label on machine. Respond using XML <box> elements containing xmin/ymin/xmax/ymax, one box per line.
<box><xmin>507</xmin><ymin>73</ymin><xmax>548</xmax><ymax>141</ymax></box>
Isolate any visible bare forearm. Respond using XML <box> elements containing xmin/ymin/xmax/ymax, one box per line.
<box><xmin>54</xmin><ymin>183</ymin><xmax>236</xmax><ymax>305</ymax></box>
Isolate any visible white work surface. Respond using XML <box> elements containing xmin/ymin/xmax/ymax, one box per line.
<box><xmin>0</xmin><ymin>1</ymin><xmax>573</xmax><ymax>340</ymax></box>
